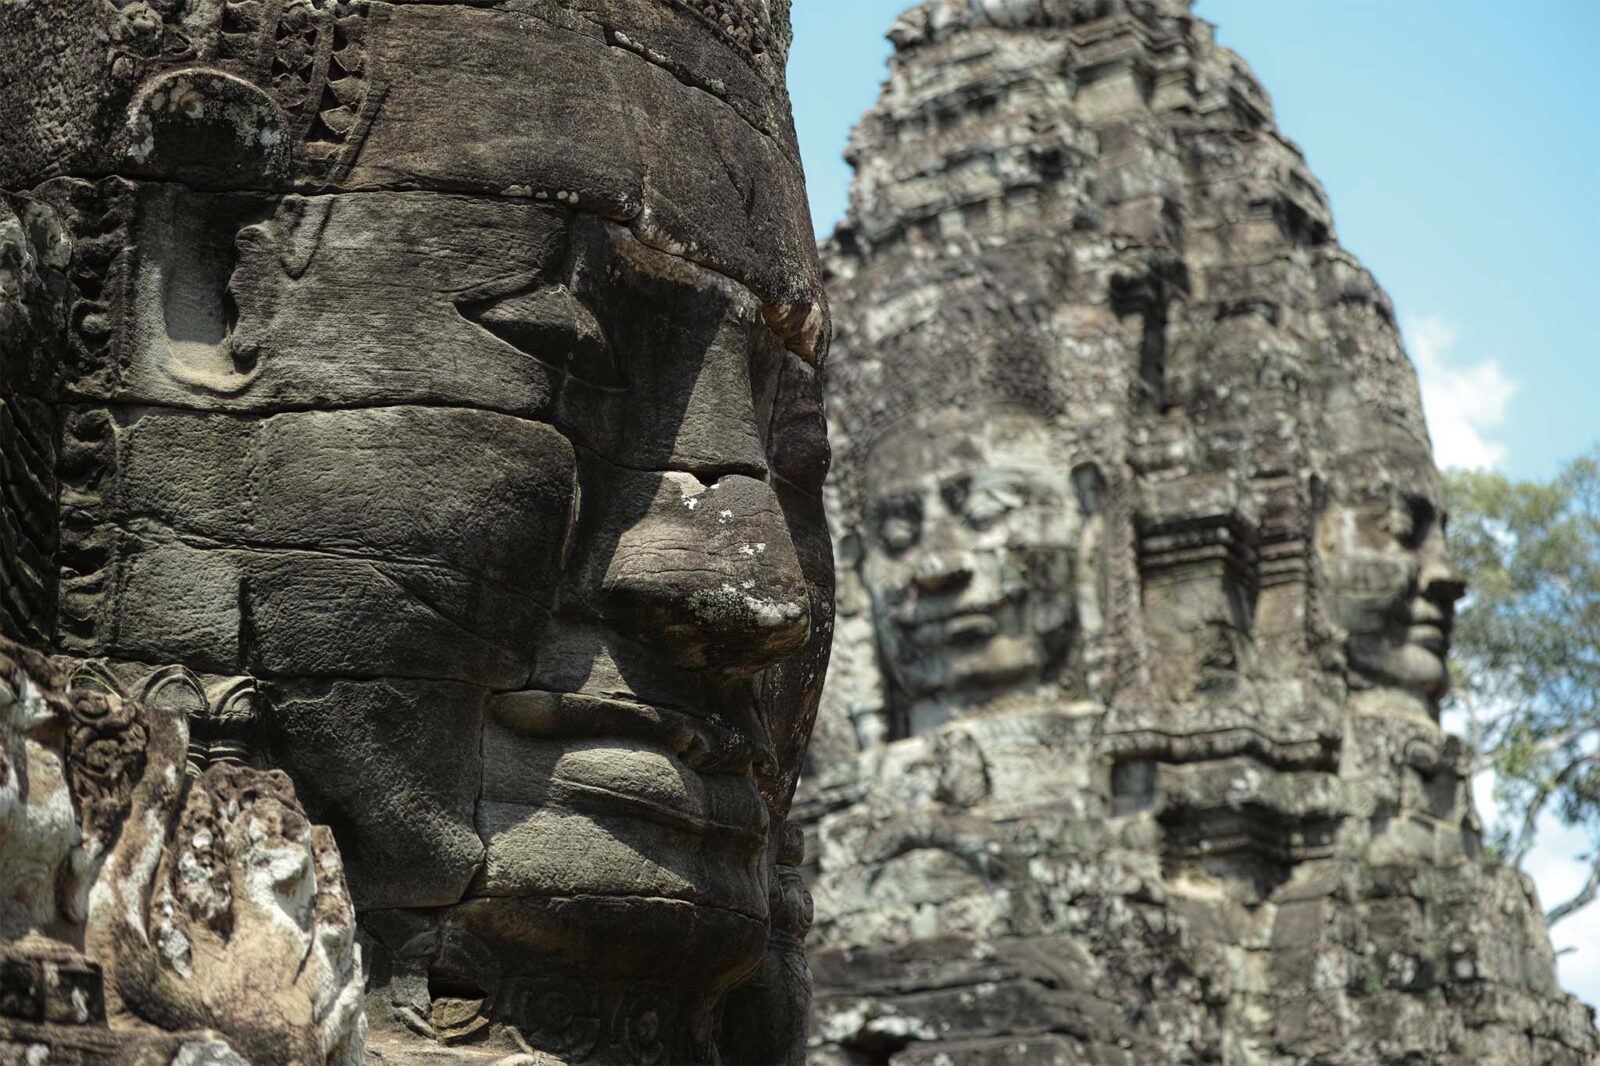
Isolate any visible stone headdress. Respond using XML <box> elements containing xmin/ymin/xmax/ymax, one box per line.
<box><xmin>0</xmin><ymin>0</ymin><xmax>824</xmax><ymax>357</ymax></box>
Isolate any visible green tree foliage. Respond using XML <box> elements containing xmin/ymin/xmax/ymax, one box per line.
<box><xmin>1446</xmin><ymin>450</ymin><xmax>1600</xmax><ymax>925</ymax></box>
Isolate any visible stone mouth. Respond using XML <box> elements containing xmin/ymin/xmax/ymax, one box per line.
<box><xmin>932</xmin><ymin>611</ymin><xmax>1003</xmax><ymax>644</ymax></box>
<box><xmin>489</xmin><ymin>687</ymin><xmax>776</xmax><ymax>777</ymax></box>
<box><xmin>1400</xmin><ymin>599</ymin><xmax>1451</xmax><ymax>655</ymax></box>
<box><xmin>900</xmin><ymin>605</ymin><xmax>1012</xmax><ymax>647</ymax></box>
<box><xmin>1403</xmin><ymin>624</ymin><xmax>1448</xmax><ymax>657</ymax></box>
<box><xmin>544</xmin><ymin>769</ymin><xmax>770</xmax><ymax>849</ymax></box>
<box><xmin>483</xmin><ymin>688</ymin><xmax>773</xmax><ymax>858</ymax></box>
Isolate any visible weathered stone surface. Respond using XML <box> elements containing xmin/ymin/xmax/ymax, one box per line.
<box><xmin>804</xmin><ymin>2</ymin><xmax>1599</xmax><ymax>1063</ymax></box>
<box><xmin>0</xmin><ymin>636</ymin><xmax>365</xmax><ymax>1066</ymax></box>
<box><xmin>0</xmin><ymin>0</ymin><xmax>823</xmax><ymax>359</ymax></box>
<box><xmin>3</xmin><ymin>2</ymin><xmax>828</xmax><ymax>1062</ymax></box>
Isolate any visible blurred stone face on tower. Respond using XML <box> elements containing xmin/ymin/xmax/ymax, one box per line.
<box><xmin>1312</xmin><ymin>296</ymin><xmax>1467</xmax><ymax>713</ymax></box>
<box><xmin>1317</xmin><ymin>444</ymin><xmax>1467</xmax><ymax>708</ymax></box>
<box><xmin>801</xmin><ymin>3</ymin><xmax>1597</xmax><ymax>1064</ymax></box>
<box><xmin>859</xmin><ymin>407</ymin><xmax>1082</xmax><ymax>732</ymax></box>
<box><xmin>0</xmin><ymin>1</ymin><xmax>829</xmax><ymax>1060</ymax></box>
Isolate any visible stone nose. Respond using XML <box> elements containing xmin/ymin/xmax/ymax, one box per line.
<box><xmin>599</xmin><ymin>474</ymin><xmax>811</xmax><ymax>673</ymax></box>
<box><xmin>1419</xmin><ymin>557</ymin><xmax>1467</xmax><ymax>608</ymax></box>
<box><xmin>911</xmin><ymin>552</ymin><xmax>974</xmax><ymax>594</ymax></box>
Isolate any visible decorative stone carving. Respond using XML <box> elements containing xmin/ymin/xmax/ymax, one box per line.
<box><xmin>3</xmin><ymin>1</ymin><xmax>828</xmax><ymax>1062</ymax></box>
<box><xmin>804</xmin><ymin>2</ymin><xmax>1598</xmax><ymax>1063</ymax></box>
<box><xmin>0</xmin><ymin>636</ymin><xmax>364</xmax><ymax>1066</ymax></box>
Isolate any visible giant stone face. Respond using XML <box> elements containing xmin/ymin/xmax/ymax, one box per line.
<box><xmin>1317</xmin><ymin>445</ymin><xmax>1467</xmax><ymax>707</ymax></box>
<box><xmin>0</xmin><ymin>1</ymin><xmax>829</xmax><ymax>1060</ymax></box>
<box><xmin>859</xmin><ymin>407</ymin><xmax>1083</xmax><ymax>734</ymax></box>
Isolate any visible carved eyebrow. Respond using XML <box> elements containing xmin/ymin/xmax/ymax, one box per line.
<box><xmin>450</xmin><ymin>269</ymin><xmax>551</xmax><ymax>304</ymax></box>
<box><xmin>459</xmin><ymin>284</ymin><xmax>603</xmax><ymax>345</ymax></box>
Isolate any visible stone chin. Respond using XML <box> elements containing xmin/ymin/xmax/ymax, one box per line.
<box><xmin>369</xmin><ymin>745</ymin><xmax>777</xmax><ymax>1052</ymax></box>
<box><xmin>410</xmin><ymin>891</ymin><xmax>771</xmax><ymax>1059</ymax></box>
<box><xmin>1349</xmin><ymin>638</ymin><xmax>1451</xmax><ymax>703</ymax></box>
<box><xmin>447</xmin><ymin>693</ymin><xmax>781</xmax><ymax>986</ymax></box>
<box><xmin>440</xmin><ymin>891</ymin><xmax>770</xmax><ymax>989</ymax></box>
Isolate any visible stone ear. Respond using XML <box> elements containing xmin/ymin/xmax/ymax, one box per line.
<box><xmin>123</xmin><ymin>69</ymin><xmax>290</xmax><ymax>189</ymax></box>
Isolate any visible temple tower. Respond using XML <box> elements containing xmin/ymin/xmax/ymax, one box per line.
<box><xmin>804</xmin><ymin>2</ymin><xmax>1599</xmax><ymax>1062</ymax></box>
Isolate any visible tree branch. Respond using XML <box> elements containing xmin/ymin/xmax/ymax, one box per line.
<box><xmin>1548</xmin><ymin>854</ymin><xmax>1600</xmax><ymax>928</ymax></box>
<box><xmin>1511</xmin><ymin>751</ymin><xmax>1599</xmax><ymax>868</ymax></box>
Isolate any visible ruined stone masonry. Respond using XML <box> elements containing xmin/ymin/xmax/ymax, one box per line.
<box><xmin>803</xmin><ymin>1</ymin><xmax>1600</xmax><ymax>1063</ymax></box>
<box><xmin>1</xmin><ymin>2</ymin><xmax>830</xmax><ymax>1063</ymax></box>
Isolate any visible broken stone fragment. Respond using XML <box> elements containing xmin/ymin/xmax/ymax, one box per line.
<box><xmin>0</xmin><ymin>635</ymin><xmax>364</xmax><ymax>1065</ymax></box>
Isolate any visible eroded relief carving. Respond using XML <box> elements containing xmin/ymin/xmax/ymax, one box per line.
<box><xmin>802</xmin><ymin>2</ymin><xmax>1597</xmax><ymax>1063</ymax></box>
<box><xmin>3</xmin><ymin>1</ymin><xmax>826</xmax><ymax>1063</ymax></box>
<box><xmin>0</xmin><ymin>638</ymin><xmax>363</xmax><ymax>1066</ymax></box>
<box><xmin>857</xmin><ymin>407</ymin><xmax>1098</xmax><ymax>736</ymax></box>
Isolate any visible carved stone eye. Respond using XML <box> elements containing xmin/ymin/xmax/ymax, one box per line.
<box><xmin>940</xmin><ymin>476</ymin><xmax>970</xmax><ymax>515</ymax></box>
<box><xmin>966</xmin><ymin>480</ymin><xmax>1026</xmax><ymax>529</ymax></box>
<box><xmin>1401</xmin><ymin>496</ymin><xmax>1436</xmax><ymax>550</ymax></box>
<box><xmin>1382</xmin><ymin>495</ymin><xmax>1434</xmax><ymax>551</ymax></box>
<box><xmin>878</xmin><ymin>511</ymin><xmax>921</xmax><ymax>554</ymax></box>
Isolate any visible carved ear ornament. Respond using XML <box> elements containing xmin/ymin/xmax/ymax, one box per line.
<box><xmin>123</xmin><ymin>69</ymin><xmax>292</xmax><ymax>188</ymax></box>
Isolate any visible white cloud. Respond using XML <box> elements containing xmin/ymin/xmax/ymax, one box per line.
<box><xmin>1402</xmin><ymin>313</ymin><xmax>1517</xmax><ymax>470</ymax></box>
<box><xmin>1555</xmin><ymin>907</ymin><xmax>1600</xmax><ymax>1012</ymax></box>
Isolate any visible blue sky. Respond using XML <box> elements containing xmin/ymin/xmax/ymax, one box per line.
<box><xmin>789</xmin><ymin>0</ymin><xmax>1600</xmax><ymax>1007</ymax></box>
